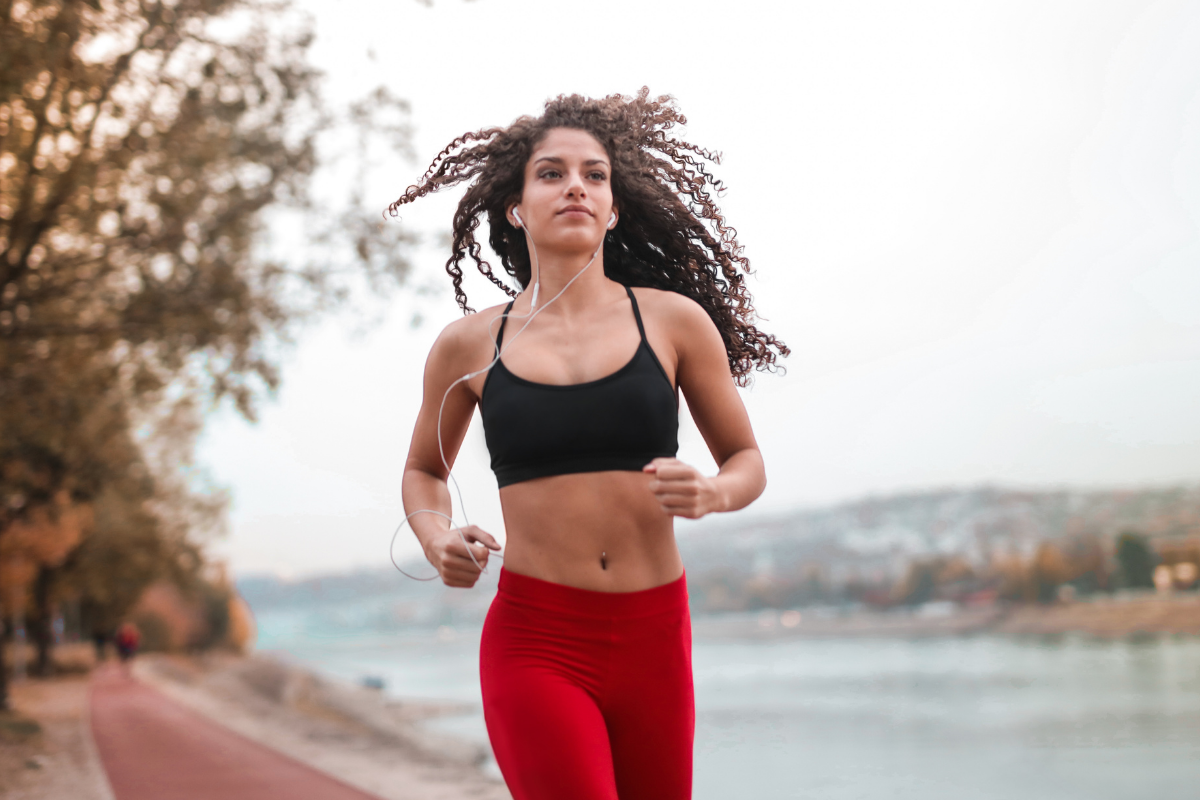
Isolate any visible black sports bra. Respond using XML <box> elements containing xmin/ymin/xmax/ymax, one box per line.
<box><xmin>480</xmin><ymin>286</ymin><xmax>679</xmax><ymax>488</ymax></box>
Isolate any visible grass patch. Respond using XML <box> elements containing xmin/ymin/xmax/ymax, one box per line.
<box><xmin>0</xmin><ymin>712</ymin><xmax>42</xmax><ymax>743</ymax></box>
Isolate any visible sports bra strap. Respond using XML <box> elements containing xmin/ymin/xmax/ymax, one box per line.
<box><xmin>497</xmin><ymin>289</ymin><xmax>644</xmax><ymax>354</ymax></box>
<box><xmin>495</xmin><ymin>300</ymin><xmax>516</xmax><ymax>355</ymax></box>
<box><xmin>625</xmin><ymin>286</ymin><xmax>648</xmax><ymax>344</ymax></box>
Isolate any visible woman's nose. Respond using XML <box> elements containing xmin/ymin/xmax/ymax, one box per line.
<box><xmin>565</xmin><ymin>171</ymin><xmax>587</xmax><ymax>197</ymax></box>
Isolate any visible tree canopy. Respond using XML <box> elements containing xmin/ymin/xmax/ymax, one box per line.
<box><xmin>1115</xmin><ymin>531</ymin><xmax>1156</xmax><ymax>590</ymax></box>
<box><xmin>1</xmin><ymin>0</ymin><xmax>415</xmax><ymax>706</ymax></box>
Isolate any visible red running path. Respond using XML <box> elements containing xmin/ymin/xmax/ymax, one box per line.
<box><xmin>89</xmin><ymin>665</ymin><xmax>385</xmax><ymax>800</ymax></box>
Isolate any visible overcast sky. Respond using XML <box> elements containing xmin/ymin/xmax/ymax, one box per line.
<box><xmin>199</xmin><ymin>0</ymin><xmax>1200</xmax><ymax>578</ymax></box>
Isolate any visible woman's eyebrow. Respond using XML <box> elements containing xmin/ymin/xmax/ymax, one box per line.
<box><xmin>532</xmin><ymin>156</ymin><xmax>610</xmax><ymax>167</ymax></box>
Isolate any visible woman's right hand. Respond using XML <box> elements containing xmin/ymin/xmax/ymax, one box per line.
<box><xmin>424</xmin><ymin>525</ymin><xmax>502</xmax><ymax>588</ymax></box>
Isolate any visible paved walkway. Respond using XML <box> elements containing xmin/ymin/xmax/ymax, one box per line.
<box><xmin>89</xmin><ymin>665</ymin><xmax>385</xmax><ymax>800</ymax></box>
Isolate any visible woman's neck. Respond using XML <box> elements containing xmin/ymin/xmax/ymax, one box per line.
<box><xmin>522</xmin><ymin>245</ymin><xmax>618</xmax><ymax>317</ymax></box>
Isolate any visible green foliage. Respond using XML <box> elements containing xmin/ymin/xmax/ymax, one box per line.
<box><xmin>1</xmin><ymin>0</ymin><xmax>414</xmax><ymax>416</ymax></box>
<box><xmin>62</xmin><ymin>482</ymin><xmax>198</xmax><ymax>635</ymax></box>
<box><xmin>897</xmin><ymin>561</ymin><xmax>938</xmax><ymax>606</ymax></box>
<box><xmin>193</xmin><ymin>578</ymin><xmax>232</xmax><ymax>649</ymax></box>
<box><xmin>0</xmin><ymin>0</ymin><xmax>416</xmax><ymax>706</ymax></box>
<box><xmin>1115</xmin><ymin>531</ymin><xmax>1156</xmax><ymax>590</ymax></box>
<box><xmin>0</xmin><ymin>712</ymin><xmax>42</xmax><ymax>743</ymax></box>
<box><xmin>0</xmin><ymin>341</ymin><xmax>133</xmax><ymax>532</ymax></box>
<box><xmin>132</xmin><ymin>611</ymin><xmax>171</xmax><ymax>653</ymax></box>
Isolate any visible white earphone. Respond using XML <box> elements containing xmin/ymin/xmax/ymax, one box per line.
<box><xmin>511</xmin><ymin>206</ymin><xmax>614</xmax><ymax>311</ymax></box>
<box><xmin>392</xmin><ymin>204</ymin><xmax>607</xmax><ymax>581</ymax></box>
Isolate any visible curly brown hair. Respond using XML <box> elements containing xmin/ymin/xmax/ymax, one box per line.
<box><xmin>387</xmin><ymin>88</ymin><xmax>788</xmax><ymax>384</ymax></box>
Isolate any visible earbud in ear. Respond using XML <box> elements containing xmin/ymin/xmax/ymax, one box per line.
<box><xmin>512</xmin><ymin>208</ymin><xmax>524</xmax><ymax>228</ymax></box>
<box><xmin>608</xmin><ymin>211</ymin><xmax>617</xmax><ymax>229</ymax></box>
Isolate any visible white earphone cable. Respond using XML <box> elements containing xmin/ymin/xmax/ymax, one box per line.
<box><xmin>390</xmin><ymin>209</ymin><xmax>610</xmax><ymax>581</ymax></box>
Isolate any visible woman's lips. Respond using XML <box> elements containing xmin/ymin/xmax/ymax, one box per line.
<box><xmin>557</xmin><ymin>205</ymin><xmax>593</xmax><ymax>217</ymax></box>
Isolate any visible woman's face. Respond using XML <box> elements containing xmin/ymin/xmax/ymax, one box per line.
<box><xmin>509</xmin><ymin>127</ymin><xmax>616</xmax><ymax>254</ymax></box>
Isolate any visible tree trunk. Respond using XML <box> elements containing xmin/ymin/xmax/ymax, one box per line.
<box><xmin>0</xmin><ymin>524</ymin><xmax>8</xmax><ymax>709</ymax></box>
<box><xmin>0</xmin><ymin>618</ymin><xmax>9</xmax><ymax>711</ymax></box>
<box><xmin>31</xmin><ymin>566</ymin><xmax>54</xmax><ymax>677</ymax></box>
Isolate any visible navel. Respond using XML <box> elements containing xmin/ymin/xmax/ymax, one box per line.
<box><xmin>600</xmin><ymin>551</ymin><xmax>608</xmax><ymax>570</ymax></box>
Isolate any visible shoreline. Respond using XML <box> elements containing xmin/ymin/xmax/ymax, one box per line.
<box><xmin>691</xmin><ymin>593</ymin><xmax>1200</xmax><ymax>640</ymax></box>
<box><xmin>1</xmin><ymin>647</ymin><xmax>508</xmax><ymax>800</ymax></box>
<box><xmin>135</xmin><ymin>652</ymin><xmax>510</xmax><ymax>800</ymax></box>
<box><xmin>5</xmin><ymin>593</ymin><xmax>1196</xmax><ymax>797</ymax></box>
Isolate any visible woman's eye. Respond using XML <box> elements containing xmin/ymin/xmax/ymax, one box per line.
<box><xmin>540</xmin><ymin>170</ymin><xmax>560</xmax><ymax>179</ymax></box>
<box><xmin>589</xmin><ymin>171</ymin><xmax>608</xmax><ymax>181</ymax></box>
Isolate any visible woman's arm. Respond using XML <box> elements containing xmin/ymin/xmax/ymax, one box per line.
<box><xmin>402</xmin><ymin>320</ymin><xmax>500</xmax><ymax>587</ymax></box>
<box><xmin>643</xmin><ymin>294</ymin><xmax>766</xmax><ymax>519</ymax></box>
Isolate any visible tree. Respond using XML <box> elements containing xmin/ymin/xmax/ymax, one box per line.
<box><xmin>1</xmin><ymin>340</ymin><xmax>133</xmax><ymax>698</ymax></box>
<box><xmin>893</xmin><ymin>559</ymin><xmax>938</xmax><ymax>606</ymax></box>
<box><xmin>56</xmin><ymin>396</ymin><xmax>224</xmax><ymax>655</ymax></box>
<box><xmin>1031</xmin><ymin>542</ymin><xmax>1072</xmax><ymax>604</ymax></box>
<box><xmin>1115</xmin><ymin>531</ymin><xmax>1156</xmax><ymax>590</ymax></box>
<box><xmin>991</xmin><ymin>552</ymin><xmax>1035</xmax><ymax>603</ymax></box>
<box><xmin>1</xmin><ymin>0</ymin><xmax>412</xmax><ymax>412</ymax></box>
<box><xmin>1059</xmin><ymin>533</ymin><xmax>1109</xmax><ymax>594</ymax></box>
<box><xmin>890</xmin><ymin>556</ymin><xmax>975</xmax><ymax>606</ymax></box>
<box><xmin>1</xmin><ymin>0</ymin><xmax>416</xmax><ymax>708</ymax></box>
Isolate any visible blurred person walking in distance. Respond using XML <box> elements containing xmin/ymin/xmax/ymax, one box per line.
<box><xmin>391</xmin><ymin>90</ymin><xmax>787</xmax><ymax>800</ymax></box>
<box><xmin>114</xmin><ymin>621</ymin><xmax>140</xmax><ymax>676</ymax></box>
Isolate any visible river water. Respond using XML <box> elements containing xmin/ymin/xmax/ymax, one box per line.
<box><xmin>255</xmin><ymin>610</ymin><xmax>1200</xmax><ymax>799</ymax></box>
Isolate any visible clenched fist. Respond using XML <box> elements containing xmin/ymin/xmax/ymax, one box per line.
<box><xmin>424</xmin><ymin>525</ymin><xmax>501</xmax><ymax>588</ymax></box>
<box><xmin>643</xmin><ymin>457</ymin><xmax>723</xmax><ymax>519</ymax></box>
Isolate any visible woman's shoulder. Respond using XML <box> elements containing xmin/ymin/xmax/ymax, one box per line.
<box><xmin>629</xmin><ymin>286</ymin><xmax>713</xmax><ymax>330</ymax></box>
<box><xmin>427</xmin><ymin>301</ymin><xmax>513</xmax><ymax>363</ymax></box>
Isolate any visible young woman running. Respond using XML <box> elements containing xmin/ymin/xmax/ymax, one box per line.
<box><xmin>390</xmin><ymin>90</ymin><xmax>788</xmax><ymax>800</ymax></box>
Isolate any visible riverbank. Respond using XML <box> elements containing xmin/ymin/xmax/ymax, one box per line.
<box><xmin>692</xmin><ymin>592</ymin><xmax>1200</xmax><ymax>639</ymax></box>
<box><xmin>133</xmin><ymin>652</ymin><xmax>510</xmax><ymax>800</ymax></box>
<box><xmin>1</xmin><ymin>651</ymin><xmax>508</xmax><ymax>800</ymax></box>
<box><xmin>996</xmin><ymin>592</ymin><xmax>1200</xmax><ymax>636</ymax></box>
<box><xmin>0</xmin><ymin>671</ymin><xmax>112</xmax><ymax>800</ymax></box>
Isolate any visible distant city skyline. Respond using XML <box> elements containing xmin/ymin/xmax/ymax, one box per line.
<box><xmin>201</xmin><ymin>0</ymin><xmax>1200</xmax><ymax>577</ymax></box>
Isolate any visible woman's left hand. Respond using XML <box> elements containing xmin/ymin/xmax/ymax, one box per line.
<box><xmin>643</xmin><ymin>458</ymin><xmax>723</xmax><ymax>519</ymax></box>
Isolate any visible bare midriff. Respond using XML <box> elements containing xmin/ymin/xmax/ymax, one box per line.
<box><xmin>498</xmin><ymin>470</ymin><xmax>684</xmax><ymax>593</ymax></box>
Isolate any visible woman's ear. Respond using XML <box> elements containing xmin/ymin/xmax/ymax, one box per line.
<box><xmin>607</xmin><ymin>206</ymin><xmax>618</xmax><ymax>230</ymax></box>
<box><xmin>508</xmin><ymin>205</ymin><xmax>523</xmax><ymax>229</ymax></box>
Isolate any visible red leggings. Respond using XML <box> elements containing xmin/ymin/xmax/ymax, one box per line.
<box><xmin>480</xmin><ymin>568</ymin><xmax>694</xmax><ymax>800</ymax></box>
